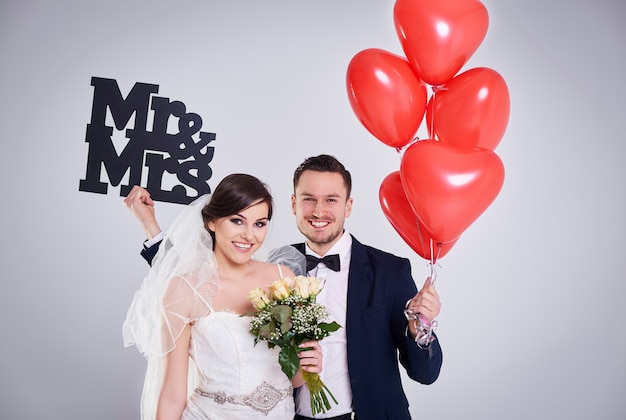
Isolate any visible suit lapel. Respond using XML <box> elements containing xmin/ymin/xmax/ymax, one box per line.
<box><xmin>291</xmin><ymin>243</ymin><xmax>305</xmax><ymax>255</ymax></box>
<box><xmin>346</xmin><ymin>236</ymin><xmax>374</xmax><ymax>324</ymax></box>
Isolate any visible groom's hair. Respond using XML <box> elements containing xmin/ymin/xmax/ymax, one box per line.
<box><xmin>293</xmin><ymin>154</ymin><xmax>352</xmax><ymax>198</ymax></box>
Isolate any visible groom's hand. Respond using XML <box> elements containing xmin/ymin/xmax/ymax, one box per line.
<box><xmin>406</xmin><ymin>277</ymin><xmax>441</xmax><ymax>338</ymax></box>
<box><xmin>298</xmin><ymin>340</ymin><xmax>323</xmax><ymax>374</ymax></box>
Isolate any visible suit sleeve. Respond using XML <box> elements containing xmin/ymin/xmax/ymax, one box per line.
<box><xmin>140</xmin><ymin>240</ymin><xmax>162</xmax><ymax>266</ymax></box>
<box><xmin>394</xmin><ymin>259</ymin><xmax>443</xmax><ymax>385</ymax></box>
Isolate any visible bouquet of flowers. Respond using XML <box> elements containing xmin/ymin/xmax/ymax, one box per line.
<box><xmin>247</xmin><ymin>275</ymin><xmax>341</xmax><ymax>415</ymax></box>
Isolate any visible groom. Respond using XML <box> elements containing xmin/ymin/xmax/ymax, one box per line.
<box><xmin>126</xmin><ymin>154</ymin><xmax>443</xmax><ymax>420</ymax></box>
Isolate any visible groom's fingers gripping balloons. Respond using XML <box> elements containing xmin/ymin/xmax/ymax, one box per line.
<box><xmin>407</xmin><ymin>277</ymin><xmax>441</xmax><ymax>330</ymax></box>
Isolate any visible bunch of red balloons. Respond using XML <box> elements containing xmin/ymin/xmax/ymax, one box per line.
<box><xmin>346</xmin><ymin>0</ymin><xmax>509</xmax><ymax>263</ymax></box>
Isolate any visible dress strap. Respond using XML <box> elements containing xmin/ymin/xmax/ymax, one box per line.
<box><xmin>276</xmin><ymin>263</ymin><xmax>284</xmax><ymax>279</ymax></box>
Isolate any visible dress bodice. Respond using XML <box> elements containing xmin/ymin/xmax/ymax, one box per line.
<box><xmin>182</xmin><ymin>311</ymin><xmax>294</xmax><ymax>419</ymax></box>
<box><xmin>190</xmin><ymin>312</ymin><xmax>288</xmax><ymax>390</ymax></box>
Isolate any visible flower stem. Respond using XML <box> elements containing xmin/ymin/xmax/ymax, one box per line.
<box><xmin>302</xmin><ymin>371</ymin><xmax>338</xmax><ymax>415</ymax></box>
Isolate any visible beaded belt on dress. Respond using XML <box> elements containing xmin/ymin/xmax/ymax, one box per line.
<box><xmin>194</xmin><ymin>381</ymin><xmax>293</xmax><ymax>415</ymax></box>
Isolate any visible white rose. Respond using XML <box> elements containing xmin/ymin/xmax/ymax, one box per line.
<box><xmin>308</xmin><ymin>276</ymin><xmax>323</xmax><ymax>297</ymax></box>
<box><xmin>270</xmin><ymin>279</ymin><xmax>291</xmax><ymax>300</ymax></box>
<box><xmin>248</xmin><ymin>287</ymin><xmax>271</xmax><ymax>310</ymax></box>
<box><xmin>294</xmin><ymin>275</ymin><xmax>310</xmax><ymax>299</ymax></box>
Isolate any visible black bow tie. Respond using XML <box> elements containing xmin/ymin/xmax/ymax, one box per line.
<box><xmin>306</xmin><ymin>254</ymin><xmax>341</xmax><ymax>272</ymax></box>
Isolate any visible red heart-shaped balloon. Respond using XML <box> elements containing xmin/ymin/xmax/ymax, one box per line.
<box><xmin>427</xmin><ymin>67</ymin><xmax>510</xmax><ymax>151</ymax></box>
<box><xmin>346</xmin><ymin>48</ymin><xmax>427</xmax><ymax>148</ymax></box>
<box><xmin>380</xmin><ymin>171</ymin><xmax>457</xmax><ymax>261</ymax></box>
<box><xmin>394</xmin><ymin>0</ymin><xmax>489</xmax><ymax>86</ymax></box>
<box><xmin>400</xmin><ymin>140</ymin><xmax>504</xmax><ymax>243</ymax></box>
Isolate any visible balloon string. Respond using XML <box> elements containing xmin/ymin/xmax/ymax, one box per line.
<box><xmin>395</xmin><ymin>136</ymin><xmax>420</xmax><ymax>157</ymax></box>
<box><xmin>417</xmin><ymin>228</ymin><xmax>441</xmax><ymax>287</ymax></box>
<box><xmin>428</xmin><ymin>238</ymin><xmax>440</xmax><ymax>287</ymax></box>
<box><xmin>429</xmin><ymin>237</ymin><xmax>434</xmax><ymax>266</ymax></box>
<box><xmin>429</xmin><ymin>260</ymin><xmax>438</xmax><ymax>287</ymax></box>
<box><xmin>430</xmin><ymin>85</ymin><xmax>448</xmax><ymax>142</ymax></box>
<box><xmin>430</xmin><ymin>88</ymin><xmax>436</xmax><ymax>141</ymax></box>
<box><xmin>416</xmin><ymin>220</ymin><xmax>427</xmax><ymax>260</ymax></box>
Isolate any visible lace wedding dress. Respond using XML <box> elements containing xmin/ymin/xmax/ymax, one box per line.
<box><xmin>181</xmin><ymin>311</ymin><xmax>294</xmax><ymax>419</ymax></box>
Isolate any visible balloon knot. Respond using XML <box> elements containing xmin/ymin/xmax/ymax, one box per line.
<box><xmin>396</xmin><ymin>136</ymin><xmax>420</xmax><ymax>155</ymax></box>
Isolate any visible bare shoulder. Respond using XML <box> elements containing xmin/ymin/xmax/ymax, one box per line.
<box><xmin>252</xmin><ymin>260</ymin><xmax>295</xmax><ymax>282</ymax></box>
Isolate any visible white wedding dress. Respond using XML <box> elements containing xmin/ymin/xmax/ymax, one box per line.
<box><xmin>123</xmin><ymin>195</ymin><xmax>304</xmax><ymax>419</ymax></box>
<box><xmin>181</xmin><ymin>311</ymin><xmax>295</xmax><ymax>419</ymax></box>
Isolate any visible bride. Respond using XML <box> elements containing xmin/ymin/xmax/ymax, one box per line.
<box><xmin>122</xmin><ymin>174</ymin><xmax>322</xmax><ymax>419</ymax></box>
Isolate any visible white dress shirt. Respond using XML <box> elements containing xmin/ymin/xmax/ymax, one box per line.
<box><xmin>295</xmin><ymin>232</ymin><xmax>354</xmax><ymax>418</ymax></box>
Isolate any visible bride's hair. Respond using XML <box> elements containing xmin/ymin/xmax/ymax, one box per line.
<box><xmin>201</xmin><ymin>173</ymin><xmax>274</xmax><ymax>245</ymax></box>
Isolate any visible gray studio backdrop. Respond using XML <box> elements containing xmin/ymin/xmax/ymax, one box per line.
<box><xmin>1</xmin><ymin>0</ymin><xmax>624</xmax><ymax>419</ymax></box>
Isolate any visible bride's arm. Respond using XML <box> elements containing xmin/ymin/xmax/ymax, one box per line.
<box><xmin>291</xmin><ymin>340</ymin><xmax>323</xmax><ymax>388</ymax></box>
<box><xmin>156</xmin><ymin>323</ymin><xmax>191</xmax><ymax>420</ymax></box>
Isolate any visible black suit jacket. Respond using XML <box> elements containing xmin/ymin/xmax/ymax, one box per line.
<box><xmin>293</xmin><ymin>235</ymin><xmax>442</xmax><ymax>420</ymax></box>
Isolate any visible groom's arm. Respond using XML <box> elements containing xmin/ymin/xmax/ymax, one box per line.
<box><xmin>124</xmin><ymin>185</ymin><xmax>163</xmax><ymax>266</ymax></box>
<box><xmin>140</xmin><ymin>234</ymin><xmax>163</xmax><ymax>265</ymax></box>
<box><xmin>394</xmin><ymin>258</ymin><xmax>443</xmax><ymax>385</ymax></box>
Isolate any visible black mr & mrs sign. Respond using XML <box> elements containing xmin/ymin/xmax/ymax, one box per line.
<box><xmin>79</xmin><ymin>77</ymin><xmax>216</xmax><ymax>204</ymax></box>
